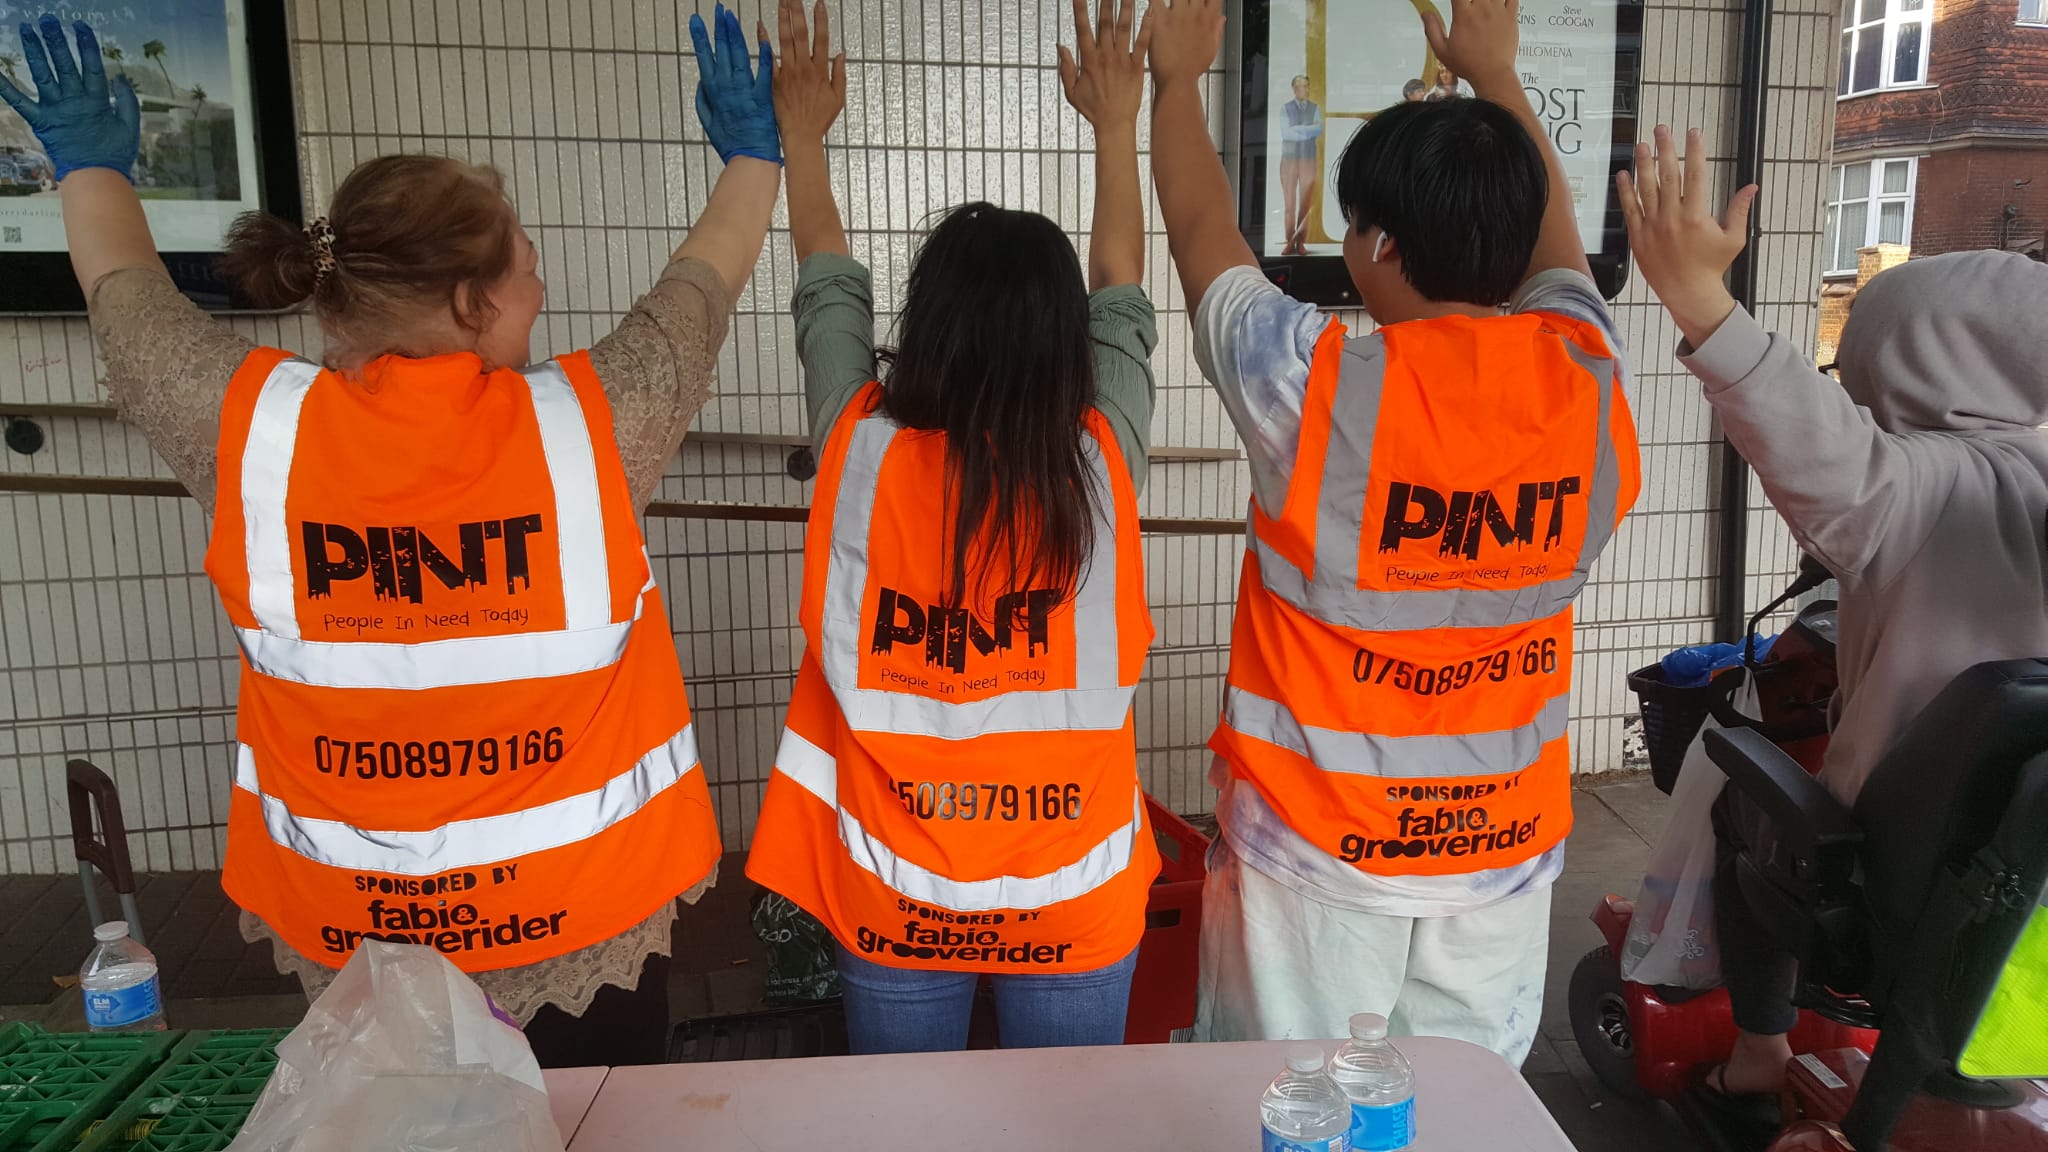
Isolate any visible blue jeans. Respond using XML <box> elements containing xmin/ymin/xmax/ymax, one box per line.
<box><xmin>834</xmin><ymin>944</ymin><xmax>1138</xmax><ymax>1054</ymax></box>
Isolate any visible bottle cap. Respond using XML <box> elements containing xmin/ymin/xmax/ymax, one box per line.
<box><xmin>1285</xmin><ymin>1045</ymin><xmax>1326</xmax><ymax>1074</ymax></box>
<box><xmin>1349</xmin><ymin>1012</ymin><xmax>1390</xmax><ymax>1041</ymax></box>
<box><xmin>93</xmin><ymin>921</ymin><xmax>130</xmax><ymax>942</ymax></box>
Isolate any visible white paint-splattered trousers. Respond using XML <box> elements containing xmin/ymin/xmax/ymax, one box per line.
<box><xmin>1188</xmin><ymin>841</ymin><xmax>1552</xmax><ymax>1068</ymax></box>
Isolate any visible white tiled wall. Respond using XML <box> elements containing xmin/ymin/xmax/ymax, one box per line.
<box><xmin>0</xmin><ymin>0</ymin><xmax>1836</xmax><ymax>874</ymax></box>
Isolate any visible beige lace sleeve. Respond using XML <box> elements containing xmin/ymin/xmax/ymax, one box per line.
<box><xmin>588</xmin><ymin>256</ymin><xmax>734</xmax><ymax>506</ymax></box>
<box><xmin>242</xmin><ymin>861</ymin><xmax>717</xmax><ymax>1023</ymax></box>
<box><xmin>91</xmin><ymin>257</ymin><xmax>732</xmax><ymax>514</ymax></box>
<box><xmin>87</xmin><ymin>266</ymin><xmax>258</xmax><ymax>517</ymax></box>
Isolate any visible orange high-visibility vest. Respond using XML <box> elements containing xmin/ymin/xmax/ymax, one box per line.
<box><xmin>207</xmin><ymin>348</ymin><xmax>721</xmax><ymax>972</ymax></box>
<box><xmin>1212</xmin><ymin>312</ymin><xmax>1640</xmax><ymax>876</ymax></box>
<box><xmin>747</xmin><ymin>383</ymin><xmax>1159</xmax><ymax>974</ymax></box>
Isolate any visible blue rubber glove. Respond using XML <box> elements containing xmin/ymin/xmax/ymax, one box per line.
<box><xmin>690</xmin><ymin>4</ymin><xmax>779</xmax><ymax>165</ymax></box>
<box><xmin>0</xmin><ymin>16</ymin><xmax>140</xmax><ymax>182</ymax></box>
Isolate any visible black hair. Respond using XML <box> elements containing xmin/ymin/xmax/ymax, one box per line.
<box><xmin>1334</xmin><ymin>98</ymin><xmax>1548</xmax><ymax>306</ymax></box>
<box><xmin>1401</xmin><ymin>78</ymin><xmax>1427</xmax><ymax>99</ymax></box>
<box><xmin>878</xmin><ymin>201</ymin><xmax>1098</xmax><ymax>610</ymax></box>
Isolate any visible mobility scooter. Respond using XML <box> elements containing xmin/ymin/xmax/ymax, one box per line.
<box><xmin>1572</xmin><ymin>563</ymin><xmax>2048</xmax><ymax>1150</ymax></box>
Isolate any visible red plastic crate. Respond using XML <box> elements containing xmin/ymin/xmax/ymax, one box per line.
<box><xmin>1124</xmin><ymin>796</ymin><xmax>1211</xmax><ymax>1044</ymax></box>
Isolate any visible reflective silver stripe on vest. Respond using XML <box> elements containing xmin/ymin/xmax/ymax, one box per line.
<box><xmin>234</xmin><ymin>724</ymin><xmax>699</xmax><ymax>875</ymax></box>
<box><xmin>774</xmin><ymin>729</ymin><xmax>1140</xmax><ymax>912</ymax></box>
<box><xmin>1250</xmin><ymin>336</ymin><xmax>1621</xmax><ymax>632</ymax></box>
<box><xmin>242</xmin><ymin>358</ymin><xmax>322</xmax><ymax>638</ymax></box>
<box><xmin>234</xmin><ymin>358</ymin><xmax>632</xmax><ymax>690</ymax></box>
<box><xmin>232</xmin><ymin>596</ymin><xmax>644</xmax><ymax>690</ymax></box>
<box><xmin>1224</xmin><ymin>686</ymin><xmax>1570</xmax><ymax>778</ymax></box>
<box><xmin>524</xmin><ymin>361</ymin><xmax>612</xmax><ymax>632</ymax></box>
<box><xmin>817</xmin><ymin>410</ymin><xmax>1134</xmax><ymax>738</ymax></box>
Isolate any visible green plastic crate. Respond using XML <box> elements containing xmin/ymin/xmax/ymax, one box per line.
<box><xmin>74</xmin><ymin>1029</ymin><xmax>289</xmax><ymax>1152</ymax></box>
<box><xmin>0</xmin><ymin>1022</ymin><xmax>177</xmax><ymax>1152</ymax></box>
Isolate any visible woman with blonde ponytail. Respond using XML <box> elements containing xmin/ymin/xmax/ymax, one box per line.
<box><xmin>0</xmin><ymin>8</ymin><xmax>781</xmax><ymax>1066</ymax></box>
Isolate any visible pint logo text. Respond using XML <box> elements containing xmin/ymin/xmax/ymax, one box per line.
<box><xmin>870</xmin><ymin>586</ymin><xmax>1058</xmax><ymax>673</ymax></box>
<box><xmin>301</xmin><ymin>514</ymin><xmax>546</xmax><ymax>601</ymax></box>
<box><xmin>1379</xmin><ymin>476</ymin><xmax>1583</xmax><ymax>559</ymax></box>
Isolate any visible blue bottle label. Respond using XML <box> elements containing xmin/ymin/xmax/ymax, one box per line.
<box><xmin>1350</xmin><ymin>1099</ymin><xmax>1415</xmax><ymax>1151</ymax></box>
<box><xmin>83</xmin><ymin>978</ymin><xmax>161</xmax><ymax>1028</ymax></box>
<box><xmin>1263</xmin><ymin>1128</ymin><xmax>1349</xmax><ymax>1152</ymax></box>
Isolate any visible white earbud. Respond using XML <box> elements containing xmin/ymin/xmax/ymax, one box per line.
<box><xmin>1370</xmin><ymin>231</ymin><xmax>1389</xmax><ymax>263</ymax></box>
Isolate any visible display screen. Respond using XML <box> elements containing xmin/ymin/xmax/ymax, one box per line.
<box><xmin>1242</xmin><ymin>0</ymin><xmax>1641</xmax><ymax>302</ymax></box>
<box><xmin>0</xmin><ymin>0</ymin><xmax>264</xmax><ymax>254</ymax></box>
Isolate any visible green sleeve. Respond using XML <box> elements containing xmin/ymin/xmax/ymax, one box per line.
<box><xmin>1086</xmin><ymin>285</ymin><xmax>1160</xmax><ymax>491</ymax></box>
<box><xmin>792</xmin><ymin>252</ymin><xmax>879</xmax><ymax>454</ymax></box>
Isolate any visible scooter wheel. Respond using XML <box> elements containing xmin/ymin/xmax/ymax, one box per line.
<box><xmin>1569</xmin><ymin>945</ymin><xmax>1648</xmax><ymax>1100</ymax></box>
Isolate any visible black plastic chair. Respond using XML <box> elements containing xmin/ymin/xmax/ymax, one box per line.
<box><xmin>66</xmin><ymin>759</ymin><xmax>146</xmax><ymax>945</ymax></box>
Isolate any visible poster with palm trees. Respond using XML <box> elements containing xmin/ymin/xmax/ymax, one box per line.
<box><xmin>0</xmin><ymin>0</ymin><xmax>262</xmax><ymax>253</ymax></box>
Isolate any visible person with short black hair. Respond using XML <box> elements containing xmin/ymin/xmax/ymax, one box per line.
<box><xmin>1402</xmin><ymin>77</ymin><xmax>1429</xmax><ymax>102</ymax></box>
<box><xmin>1330</xmin><ymin>96</ymin><xmax>1548</xmax><ymax>304</ymax></box>
<box><xmin>1147</xmin><ymin>0</ymin><xmax>1639</xmax><ymax>1061</ymax></box>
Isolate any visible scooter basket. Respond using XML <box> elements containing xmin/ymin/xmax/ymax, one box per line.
<box><xmin>1628</xmin><ymin>663</ymin><xmax>1741</xmax><ymax>794</ymax></box>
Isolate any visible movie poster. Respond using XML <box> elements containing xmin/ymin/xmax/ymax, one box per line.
<box><xmin>0</xmin><ymin>0</ymin><xmax>261</xmax><ymax>252</ymax></box>
<box><xmin>1261</xmin><ymin>0</ymin><xmax>1620</xmax><ymax>257</ymax></box>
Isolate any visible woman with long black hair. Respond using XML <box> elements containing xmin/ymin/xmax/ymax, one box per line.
<box><xmin>745</xmin><ymin>0</ymin><xmax>1162</xmax><ymax>1054</ymax></box>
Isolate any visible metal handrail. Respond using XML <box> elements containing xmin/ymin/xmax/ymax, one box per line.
<box><xmin>0</xmin><ymin>402</ymin><xmax>1243</xmax><ymax>462</ymax></box>
<box><xmin>0</xmin><ymin>473</ymin><xmax>1249</xmax><ymax>535</ymax></box>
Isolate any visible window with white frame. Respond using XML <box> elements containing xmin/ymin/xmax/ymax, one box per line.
<box><xmin>1824</xmin><ymin>158</ymin><xmax>1916</xmax><ymax>275</ymax></box>
<box><xmin>1840</xmin><ymin>0</ymin><xmax>1934</xmax><ymax>95</ymax></box>
<box><xmin>2023</xmin><ymin>0</ymin><xmax>2047</xmax><ymax>25</ymax></box>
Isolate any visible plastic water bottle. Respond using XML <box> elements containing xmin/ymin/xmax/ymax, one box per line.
<box><xmin>1260</xmin><ymin>1045</ymin><xmax>1351</xmax><ymax>1152</ymax></box>
<box><xmin>80</xmin><ymin>921</ymin><xmax>166</xmax><ymax>1032</ymax></box>
<box><xmin>1329</xmin><ymin>1014</ymin><xmax>1416</xmax><ymax>1151</ymax></box>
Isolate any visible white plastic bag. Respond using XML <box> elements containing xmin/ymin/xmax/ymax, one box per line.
<box><xmin>227</xmin><ymin>941</ymin><xmax>563</xmax><ymax>1152</ymax></box>
<box><xmin>1619</xmin><ymin>674</ymin><xmax>1760</xmax><ymax>989</ymax></box>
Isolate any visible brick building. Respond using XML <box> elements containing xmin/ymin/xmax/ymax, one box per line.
<box><xmin>1823</xmin><ymin>0</ymin><xmax>2048</xmax><ymax>277</ymax></box>
<box><xmin>1817</xmin><ymin>243</ymin><xmax>1911</xmax><ymax>365</ymax></box>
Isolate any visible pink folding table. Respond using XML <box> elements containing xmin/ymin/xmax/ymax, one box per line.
<box><xmin>563</xmin><ymin>1036</ymin><xmax>1574</xmax><ymax>1150</ymax></box>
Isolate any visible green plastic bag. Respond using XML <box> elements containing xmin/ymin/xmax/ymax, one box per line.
<box><xmin>751</xmin><ymin>892</ymin><xmax>842</xmax><ymax>1005</ymax></box>
<box><xmin>1959</xmin><ymin>901</ymin><xmax>2048</xmax><ymax>1078</ymax></box>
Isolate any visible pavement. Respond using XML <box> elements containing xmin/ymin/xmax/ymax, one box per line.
<box><xmin>1533</xmin><ymin>774</ymin><xmax>1705</xmax><ymax>1152</ymax></box>
<box><xmin>0</xmin><ymin>774</ymin><xmax>1696</xmax><ymax>1151</ymax></box>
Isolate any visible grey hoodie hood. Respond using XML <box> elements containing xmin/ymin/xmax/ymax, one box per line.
<box><xmin>1836</xmin><ymin>250</ymin><xmax>2048</xmax><ymax>434</ymax></box>
<box><xmin>1682</xmin><ymin>248</ymin><xmax>2048</xmax><ymax>806</ymax></box>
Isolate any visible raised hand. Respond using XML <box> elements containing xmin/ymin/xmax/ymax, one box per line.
<box><xmin>775</xmin><ymin>0</ymin><xmax>845</xmax><ymax>146</ymax></box>
<box><xmin>0</xmin><ymin>16</ymin><xmax>140</xmax><ymax>182</ymax></box>
<box><xmin>1146</xmin><ymin>0</ymin><xmax>1223</xmax><ymax>93</ymax></box>
<box><xmin>1059</xmin><ymin>0</ymin><xmax>1152</xmax><ymax>130</ymax></box>
<box><xmin>1421</xmin><ymin>0</ymin><xmax>1520</xmax><ymax>91</ymax></box>
<box><xmin>1617</xmin><ymin>125</ymin><xmax>1760</xmax><ymax>346</ymax></box>
<box><xmin>690</xmin><ymin>3</ymin><xmax>780</xmax><ymax>165</ymax></box>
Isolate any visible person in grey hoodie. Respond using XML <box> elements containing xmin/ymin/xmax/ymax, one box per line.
<box><xmin>1618</xmin><ymin>125</ymin><xmax>2048</xmax><ymax>1097</ymax></box>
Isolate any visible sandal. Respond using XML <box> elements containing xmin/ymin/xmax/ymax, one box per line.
<box><xmin>1686</xmin><ymin>1063</ymin><xmax>1783</xmax><ymax>1147</ymax></box>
